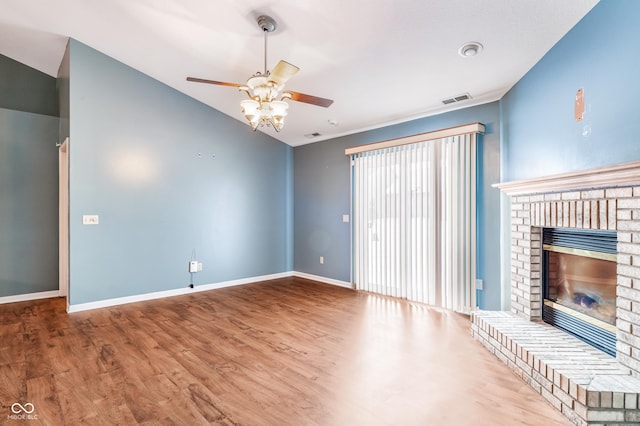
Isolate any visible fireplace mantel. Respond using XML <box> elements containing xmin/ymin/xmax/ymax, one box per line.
<box><xmin>493</xmin><ymin>160</ymin><xmax>640</xmax><ymax>195</ymax></box>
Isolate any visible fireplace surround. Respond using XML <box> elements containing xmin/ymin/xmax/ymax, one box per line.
<box><xmin>496</xmin><ymin>160</ymin><xmax>640</xmax><ymax>376</ymax></box>
<box><xmin>472</xmin><ymin>160</ymin><xmax>640</xmax><ymax>425</ymax></box>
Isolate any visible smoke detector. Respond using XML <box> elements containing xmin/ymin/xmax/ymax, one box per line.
<box><xmin>458</xmin><ymin>42</ymin><xmax>483</xmax><ymax>58</ymax></box>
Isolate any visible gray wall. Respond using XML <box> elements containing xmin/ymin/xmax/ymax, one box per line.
<box><xmin>66</xmin><ymin>39</ymin><xmax>292</xmax><ymax>305</ymax></box>
<box><xmin>0</xmin><ymin>109</ymin><xmax>59</xmax><ymax>297</ymax></box>
<box><xmin>57</xmin><ymin>42</ymin><xmax>70</xmax><ymax>145</ymax></box>
<box><xmin>293</xmin><ymin>102</ymin><xmax>502</xmax><ymax>309</ymax></box>
<box><xmin>0</xmin><ymin>54</ymin><xmax>58</xmax><ymax>117</ymax></box>
<box><xmin>0</xmin><ymin>55</ymin><xmax>59</xmax><ymax>298</ymax></box>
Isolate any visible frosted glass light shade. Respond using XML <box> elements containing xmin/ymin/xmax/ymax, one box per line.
<box><xmin>241</xmin><ymin>99</ymin><xmax>260</xmax><ymax>115</ymax></box>
<box><xmin>270</xmin><ymin>100</ymin><xmax>288</xmax><ymax>116</ymax></box>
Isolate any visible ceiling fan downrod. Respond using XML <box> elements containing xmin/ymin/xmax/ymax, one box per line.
<box><xmin>257</xmin><ymin>15</ymin><xmax>277</xmax><ymax>76</ymax></box>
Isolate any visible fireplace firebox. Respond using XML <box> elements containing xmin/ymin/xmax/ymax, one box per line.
<box><xmin>542</xmin><ymin>228</ymin><xmax>617</xmax><ymax>356</ymax></box>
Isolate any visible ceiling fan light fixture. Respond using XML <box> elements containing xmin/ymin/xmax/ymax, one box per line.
<box><xmin>241</xmin><ymin>76</ymin><xmax>291</xmax><ymax>132</ymax></box>
<box><xmin>187</xmin><ymin>14</ymin><xmax>332</xmax><ymax>134</ymax></box>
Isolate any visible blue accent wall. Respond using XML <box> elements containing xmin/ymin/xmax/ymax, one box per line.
<box><xmin>66</xmin><ymin>39</ymin><xmax>292</xmax><ymax>305</ymax></box>
<box><xmin>501</xmin><ymin>0</ymin><xmax>640</xmax><ymax>181</ymax></box>
<box><xmin>294</xmin><ymin>102</ymin><xmax>502</xmax><ymax>309</ymax></box>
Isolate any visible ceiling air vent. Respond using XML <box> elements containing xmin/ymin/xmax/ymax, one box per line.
<box><xmin>305</xmin><ymin>132</ymin><xmax>322</xmax><ymax>139</ymax></box>
<box><xmin>441</xmin><ymin>93</ymin><xmax>472</xmax><ymax>105</ymax></box>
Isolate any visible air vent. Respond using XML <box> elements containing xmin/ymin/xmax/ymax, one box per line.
<box><xmin>441</xmin><ymin>93</ymin><xmax>472</xmax><ymax>105</ymax></box>
<box><xmin>305</xmin><ymin>132</ymin><xmax>322</xmax><ymax>139</ymax></box>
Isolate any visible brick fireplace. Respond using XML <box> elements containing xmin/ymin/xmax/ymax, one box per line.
<box><xmin>472</xmin><ymin>161</ymin><xmax>640</xmax><ymax>425</ymax></box>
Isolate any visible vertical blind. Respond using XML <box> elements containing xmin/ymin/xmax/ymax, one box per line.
<box><xmin>351</xmin><ymin>131</ymin><xmax>478</xmax><ymax>312</ymax></box>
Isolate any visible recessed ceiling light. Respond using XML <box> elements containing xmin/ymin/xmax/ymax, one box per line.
<box><xmin>458</xmin><ymin>42</ymin><xmax>483</xmax><ymax>58</ymax></box>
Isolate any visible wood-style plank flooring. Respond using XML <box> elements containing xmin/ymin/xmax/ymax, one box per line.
<box><xmin>0</xmin><ymin>277</ymin><xmax>570</xmax><ymax>425</ymax></box>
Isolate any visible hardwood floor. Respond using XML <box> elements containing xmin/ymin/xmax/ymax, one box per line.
<box><xmin>0</xmin><ymin>277</ymin><xmax>570</xmax><ymax>425</ymax></box>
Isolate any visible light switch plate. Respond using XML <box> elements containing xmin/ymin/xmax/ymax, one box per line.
<box><xmin>342</xmin><ymin>214</ymin><xmax>350</xmax><ymax>223</ymax></box>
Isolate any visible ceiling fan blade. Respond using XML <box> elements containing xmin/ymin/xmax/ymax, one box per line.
<box><xmin>268</xmin><ymin>60</ymin><xmax>300</xmax><ymax>86</ymax></box>
<box><xmin>285</xmin><ymin>91</ymin><xmax>334</xmax><ymax>108</ymax></box>
<box><xmin>187</xmin><ymin>77</ymin><xmax>243</xmax><ymax>87</ymax></box>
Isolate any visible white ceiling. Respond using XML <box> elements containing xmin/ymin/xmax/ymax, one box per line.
<box><xmin>0</xmin><ymin>0</ymin><xmax>599</xmax><ymax>146</ymax></box>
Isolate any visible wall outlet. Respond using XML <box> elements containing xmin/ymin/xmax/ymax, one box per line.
<box><xmin>342</xmin><ymin>214</ymin><xmax>350</xmax><ymax>223</ymax></box>
<box><xmin>320</xmin><ymin>256</ymin><xmax>324</xmax><ymax>264</ymax></box>
<box><xmin>197</xmin><ymin>262</ymin><xmax>203</xmax><ymax>272</ymax></box>
<box><xmin>189</xmin><ymin>261</ymin><xmax>198</xmax><ymax>273</ymax></box>
<box><xmin>476</xmin><ymin>278</ymin><xmax>484</xmax><ymax>290</ymax></box>
<box><xmin>82</xmin><ymin>215</ymin><xmax>99</xmax><ymax>225</ymax></box>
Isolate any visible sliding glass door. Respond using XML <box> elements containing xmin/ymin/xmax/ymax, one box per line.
<box><xmin>351</xmin><ymin>131</ymin><xmax>477</xmax><ymax>312</ymax></box>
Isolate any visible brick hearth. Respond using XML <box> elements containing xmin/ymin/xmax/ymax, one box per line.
<box><xmin>473</xmin><ymin>161</ymin><xmax>640</xmax><ymax>425</ymax></box>
<box><xmin>472</xmin><ymin>312</ymin><xmax>640</xmax><ymax>425</ymax></box>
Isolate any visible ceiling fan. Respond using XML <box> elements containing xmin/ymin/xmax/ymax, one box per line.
<box><xmin>187</xmin><ymin>15</ymin><xmax>333</xmax><ymax>132</ymax></box>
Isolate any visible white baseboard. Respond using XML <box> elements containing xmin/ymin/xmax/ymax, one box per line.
<box><xmin>67</xmin><ymin>271</ymin><xmax>294</xmax><ymax>313</ymax></box>
<box><xmin>3</xmin><ymin>271</ymin><xmax>352</xmax><ymax>313</ymax></box>
<box><xmin>0</xmin><ymin>290</ymin><xmax>60</xmax><ymax>305</ymax></box>
<box><xmin>292</xmin><ymin>271</ymin><xmax>353</xmax><ymax>289</ymax></box>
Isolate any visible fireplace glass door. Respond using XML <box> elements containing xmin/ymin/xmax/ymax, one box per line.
<box><xmin>546</xmin><ymin>251</ymin><xmax>616</xmax><ymax>325</ymax></box>
<box><xmin>542</xmin><ymin>228</ymin><xmax>617</xmax><ymax>356</ymax></box>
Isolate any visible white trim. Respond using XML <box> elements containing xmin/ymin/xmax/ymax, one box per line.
<box><xmin>494</xmin><ymin>159</ymin><xmax>640</xmax><ymax>195</ymax></box>
<box><xmin>59</xmin><ymin>137</ymin><xmax>69</xmax><ymax>301</ymax></box>
<box><xmin>292</xmin><ymin>271</ymin><xmax>353</xmax><ymax>289</ymax></box>
<box><xmin>4</xmin><ymin>271</ymin><xmax>353</xmax><ymax>313</ymax></box>
<box><xmin>67</xmin><ymin>271</ymin><xmax>294</xmax><ymax>313</ymax></box>
<box><xmin>0</xmin><ymin>290</ymin><xmax>60</xmax><ymax>305</ymax></box>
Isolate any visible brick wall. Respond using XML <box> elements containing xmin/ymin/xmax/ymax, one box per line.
<box><xmin>508</xmin><ymin>186</ymin><xmax>640</xmax><ymax>377</ymax></box>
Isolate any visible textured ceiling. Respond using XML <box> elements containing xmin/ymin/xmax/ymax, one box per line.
<box><xmin>0</xmin><ymin>0</ymin><xmax>599</xmax><ymax>146</ymax></box>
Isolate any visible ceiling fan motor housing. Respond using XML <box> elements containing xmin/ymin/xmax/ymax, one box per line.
<box><xmin>257</xmin><ymin>15</ymin><xmax>277</xmax><ymax>33</ymax></box>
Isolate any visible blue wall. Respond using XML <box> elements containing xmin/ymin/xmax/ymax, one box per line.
<box><xmin>66</xmin><ymin>40</ymin><xmax>292</xmax><ymax>305</ymax></box>
<box><xmin>502</xmin><ymin>0</ymin><xmax>640</xmax><ymax>181</ymax></box>
<box><xmin>294</xmin><ymin>102</ymin><xmax>502</xmax><ymax>309</ymax></box>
